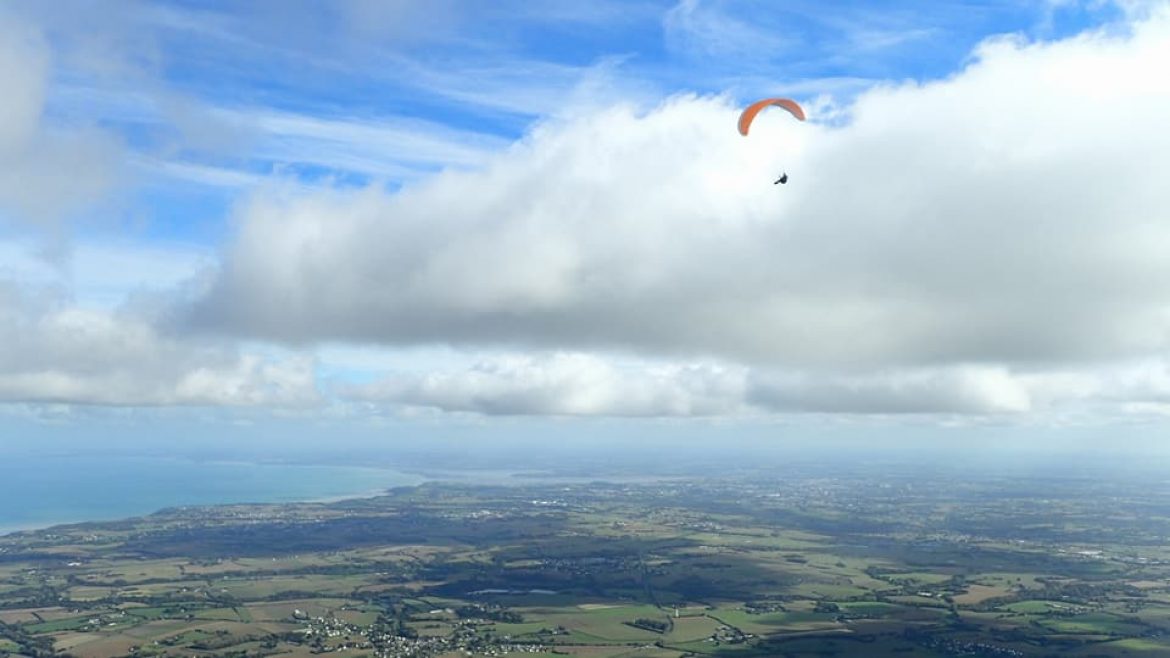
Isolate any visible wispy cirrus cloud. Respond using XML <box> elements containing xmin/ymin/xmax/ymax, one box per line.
<box><xmin>247</xmin><ymin>109</ymin><xmax>510</xmax><ymax>176</ymax></box>
<box><xmin>656</xmin><ymin>0</ymin><xmax>1129</xmax><ymax>100</ymax></box>
<box><xmin>49</xmin><ymin>84</ymin><xmax>513</xmax><ymax>189</ymax></box>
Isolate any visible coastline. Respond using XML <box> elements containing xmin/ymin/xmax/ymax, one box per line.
<box><xmin>0</xmin><ymin>484</ymin><xmax>417</xmax><ymax>538</ymax></box>
<box><xmin>0</xmin><ymin>465</ymin><xmax>681</xmax><ymax>539</ymax></box>
<box><xmin>0</xmin><ymin>458</ymin><xmax>430</xmax><ymax>538</ymax></box>
<box><xmin>0</xmin><ymin>488</ymin><xmax>402</xmax><ymax>538</ymax></box>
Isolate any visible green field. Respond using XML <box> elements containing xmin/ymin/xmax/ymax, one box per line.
<box><xmin>3</xmin><ymin>476</ymin><xmax>1170</xmax><ymax>658</ymax></box>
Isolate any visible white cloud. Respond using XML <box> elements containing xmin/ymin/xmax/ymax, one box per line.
<box><xmin>0</xmin><ymin>14</ymin><xmax>46</xmax><ymax>150</ymax></box>
<box><xmin>343</xmin><ymin>352</ymin><xmax>1170</xmax><ymax>419</ymax></box>
<box><xmin>0</xmin><ymin>10</ymin><xmax>123</xmax><ymax>228</ymax></box>
<box><xmin>0</xmin><ymin>280</ymin><xmax>318</xmax><ymax>407</ymax></box>
<box><xmin>6</xmin><ymin>2</ymin><xmax>1170</xmax><ymax>423</ymax></box>
<box><xmin>346</xmin><ymin>351</ymin><xmax>1039</xmax><ymax>417</ymax></box>
<box><xmin>349</xmin><ymin>352</ymin><xmax>747</xmax><ymax>417</ymax></box>
<box><xmin>189</xmin><ymin>9</ymin><xmax>1170</xmax><ymax>376</ymax></box>
<box><xmin>748</xmin><ymin>366</ymin><xmax>1032</xmax><ymax>415</ymax></box>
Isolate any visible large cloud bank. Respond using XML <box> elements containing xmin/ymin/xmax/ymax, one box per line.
<box><xmin>348</xmin><ymin>353</ymin><xmax>1036</xmax><ymax>417</ymax></box>
<box><xmin>9</xmin><ymin>6</ymin><xmax>1170</xmax><ymax>419</ymax></box>
<box><xmin>190</xmin><ymin>11</ymin><xmax>1170</xmax><ymax>376</ymax></box>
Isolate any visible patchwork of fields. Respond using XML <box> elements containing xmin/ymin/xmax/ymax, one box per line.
<box><xmin>3</xmin><ymin>474</ymin><xmax>1170</xmax><ymax>657</ymax></box>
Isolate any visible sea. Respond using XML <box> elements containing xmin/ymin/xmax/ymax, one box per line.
<box><xmin>0</xmin><ymin>454</ymin><xmax>427</xmax><ymax>536</ymax></box>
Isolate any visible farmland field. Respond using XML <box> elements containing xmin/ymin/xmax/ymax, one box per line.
<box><xmin>4</xmin><ymin>468</ymin><xmax>1170</xmax><ymax>657</ymax></box>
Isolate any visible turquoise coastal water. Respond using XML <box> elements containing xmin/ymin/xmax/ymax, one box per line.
<box><xmin>0</xmin><ymin>455</ymin><xmax>426</xmax><ymax>535</ymax></box>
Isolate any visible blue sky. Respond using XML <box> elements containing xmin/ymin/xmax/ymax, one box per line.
<box><xmin>3</xmin><ymin>0</ymin><xmax>1170</xmax><ymax>451</ymax></box>
<box><xmin>26</xmin><ymin>0</ymin><xmax>1128</xmax><ymax>218</ymax></box>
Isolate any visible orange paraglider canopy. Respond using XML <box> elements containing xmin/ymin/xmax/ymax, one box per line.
<box><xmin>737</xmin><ymin>98</ymin><xmax>806</xmax><ymax>135</ymax></box>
